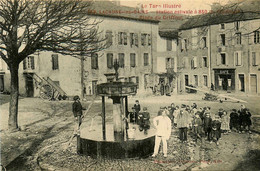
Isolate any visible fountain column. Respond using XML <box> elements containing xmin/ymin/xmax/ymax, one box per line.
<box><xmin>111</xmin><ymin>96</ymin><xmax>124</xmax><ymax>142</ymax></box>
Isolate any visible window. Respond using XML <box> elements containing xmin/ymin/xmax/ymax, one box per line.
<box><xmin>221</xmin><ymin>53</ymin><xmax>226</xmax><ymax>65</ymax></box>
<box><xmin>91</xmin><ymin>53</ymin><xmax>98</xmax><ymax>69</ymax></box>
<box><xmin>220</xmin><ymin>34</ymin><xmax>225</xmax><ymax>46</ymax></box>
<box><xmin>184</xmin><ymin>39</ymin><xmax>188</xmax><ymax>50</ymax></box>
<box><xmin>235</xmin><ymin>51</ymin><xmax>242</xmax><ymax>66</ymax></box>
<box><xmin>52</xmin><ymin>54</ymin><xmax>59</xmax><ymax>70</ymax></box>
<box><xmin>107</xmin><ymin>53</ymin><xmax>113</xmax><ymax>69</ymax></box>
<box><xmin>136</xmin><ymin>76</ymin><xmax>139</xmax><ymax>88</ymax></box>
<box><xmin>143</xmin><ymin>53</ymin><xmax>149</xmax><ymax>66</ymax></box>
<box><xmin>203</xmin><ymin>75</ymin><xmax>208</xmax><ymax>86</ymax></box>
<box><xmin>23</xmin><ymin>56</ymin><xmax>35</xmax><ymax>70</ymax></box>
<box><xmin>202</xmin><ymin>37</ymin><xmax>207</xmax><ymax>48</ymax></box>
<box><xmin>220</xmin><ymin>23</ymin><xmax>225</xmax><ymax>29</ymax></box>
<box><xmin>203</xmin><ymin>57</ymin><xmax>207</xmax><ymax>67</ymax></box>
<box><xmin>236</xmin><ymin>32</ymin><xmax>241</xmax><ymax>45</ymax></box>
<box><xmin>252</xmin><ymin>52</ymin><xmax>259</xmax><ymax>66</ymax></box>
<box><xmin>148</xmin><ymin>34</ymin><xmax>151</xmax><ymax>46</ymax></box>
<box><xmin>105</xmin><ymin>30</ymin><xmax>113</xmax><ymax>47</ymax></box>
<box><xmin>167</xmin><ymin>39</ymin><xmax>172</xmax><ymax>51</ymax></box>
<box><xmin>194</xmin><ymin>75</ymin><xmax>198</xmax><ymax>86</ymax></box>
<box><xmin>141</xmin><ymin>33</ymin><xmax>147</xmax><ymax>46</ymax></box>
<box><xmin>234</xmin><ymin>21</ymin><xmax>240</xmax><ymax>31</ymax></box>
<box><xmin>118</xmin><ymin>32</ymin><xmax>126</xmax><ymax>45</ymax></box>
<box><xmin>118</xmin><ymin>53</ymin><xmax>125</xmax><ymax>68</ymax></box>
<box><xmin>130</xmin><ymin>33</ymin><xmax>134</xmax><ymax>46</ymax></box>
<box><xmin>254</xmin><ymin>31</ymin><xmax>260</xmax><ymax>44</ymax></box>
<box><xmin>134</xmin><ymin>33</ymin><xmax>138</xmax><ymax>47</ymax></box>
<box><xmin>130</xmin><ymin>53</ymin><xmax>136</xmax><ymax>67</ymax></box>
<box><xmin>191</xmin><ymin>57</ymin><xmax>197</xmax><ymax>69</ymax></box>
<box><xmin>123</xmin><ymin>32</ymin><xmax>127</xmax><ymax>45</ymax></box>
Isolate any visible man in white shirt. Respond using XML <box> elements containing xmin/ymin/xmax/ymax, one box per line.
<box><xmin>152</xmin><ymin>108</ymin><xmax>172</xmax><ymax>158</ymax></box>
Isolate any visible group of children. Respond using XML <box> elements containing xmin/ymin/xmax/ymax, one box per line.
<box><xmin>166</xmin><ymin>103</ymin><xmax>253</xmax><ymax>145</ymax></box>
<box><xmin>127</xmin><ymin>100</ymin><xmax>253</xmax><ymax>146</ymax></box>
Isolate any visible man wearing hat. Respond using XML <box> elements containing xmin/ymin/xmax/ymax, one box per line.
<box><xmin>212</xmin><ymin>114</ymin><xmax>221</xmax><ymax>145</ymax></box>
<box><xmin>176</xmin><ymin>104</ymin><xmax>190</xmax><ymax>143</ymax></box>
<box><xmin>152</xmin><ymin>107</ymin><xmax>172</xmax><ymax>158</ymax></box>
<box><xmin>203</xmin><ymin>112</ymin><xmax>212</xmax><ymax>142</ymax></box>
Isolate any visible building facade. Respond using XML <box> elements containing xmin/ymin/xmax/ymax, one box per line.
<box><xmin>177</xmin><ymin>17</ymin><xmax>260</xmax><ymax>95</ymax></box>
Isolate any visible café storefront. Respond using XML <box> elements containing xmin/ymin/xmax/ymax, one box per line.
<box><xmin>214</xmin><ymin>69</ymin><xmax>235</xmax><ymax>91</ymax></box>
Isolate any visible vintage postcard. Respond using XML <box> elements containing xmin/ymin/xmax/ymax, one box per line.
<box><xmin>0</xmin><ymin>0</ymin><xmax>259</xmax><ymax>170</ymax></box>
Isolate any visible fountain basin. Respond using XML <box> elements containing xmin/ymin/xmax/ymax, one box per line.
<box><xmin>80</xmin><ymin>123</ymin><xmax>156</xmax><ymax>159</ymax></box>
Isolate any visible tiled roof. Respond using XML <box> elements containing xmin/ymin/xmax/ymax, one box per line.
<box><xmin>179</xmin><ymin>1</ymin><xmax>260</xmax><ymax>30</ymax></box>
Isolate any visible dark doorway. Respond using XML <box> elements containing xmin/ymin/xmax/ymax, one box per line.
<box><xmin>185</xmin><ymin>75</ymin><xmax>189</xmax><ymax>86</ymax></box>
<box><xmin>0</xmin><ymin>75</ymin><xmax>4</xmax><ymax>92</ymax></box>
<box><xmin>238</xmin><ymin>74</ymin><xmax>245</xmax><ymax>92</ymax></box>
<box><xmin>25</xmin><ymin>74</ymin><xmax>34</xmax><ymax>97</ymax></box>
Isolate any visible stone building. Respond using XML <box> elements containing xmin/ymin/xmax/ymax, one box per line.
<box><xmin>177</xmin><ymin>10</ymin><xmax>260</xmax><ymax>95</ymax></box>
<box><xmin>0</xmin><ymin>1</ymin><xmax>178</xmax><ymax>97</ymax></box>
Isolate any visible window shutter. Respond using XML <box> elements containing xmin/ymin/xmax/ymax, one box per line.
<box><xmin>194</xmin><ymin>57</ymin><xmax>197</xmax><ymax>68</ymax></box>
<box><xmin>23</xmin><ymin>59</ymin><xmax>26</xmax><ymax>70</ymax></box>
<box><xmin>225</xmin><ymin>53</ymin><xmax>228</xmax><ymax>65</ymax></box>
<box><xmin>217</xmin><ymin>54</ymin><xmax>221</xmax><ymax>66</ymax></box>
<box><xmin>30</xmin><ymin>56</ymin><xmax>35</xmax><ymax>69</ymax></box>
<box><xmin>171</xmin><ymin>58</ymin><xmax>175</xmax><ymax>68</ymax></box>
<box><xmin>256</xmin><ymin>52</ymin><xmax>260</xmax><ymax>65</ymax></box>
<box><xmin>134</xmin><ymin>34</ymin><xmax>138</xmax><ymax>47</ymax></box>
<box><xmin>238</xmin><ymin>51</ymin><xmax>242</xmax><ymax>66</ymax></box>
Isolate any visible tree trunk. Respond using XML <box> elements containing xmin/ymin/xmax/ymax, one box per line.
<box><xmin>8</xmin><ymin>63</ymin><xmax>19</xmax><ymax>131</ymax></box>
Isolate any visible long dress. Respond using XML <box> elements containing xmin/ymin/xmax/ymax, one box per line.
<box><xmin>221</xmin><ymin>114</ymin><xmax>230</xmax><ymax>131</ymax></box>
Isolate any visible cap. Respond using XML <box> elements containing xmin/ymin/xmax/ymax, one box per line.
<box><xmin>135</xmin><ymin>100</ymin><xmax>139</xmax><ymax>103</ymax></box>
<box><xmin>143</xmin><ymin>107</ymin><xmax>147</xmax><ymax>111</ymax></box>
<box><xmin>181</xmin><ymin>104</ymin><xmax>186</xmax><ymax>108</ymax></box>
<box><xmin>73</xmin><ymin>95</ymin><xmax>80</xmax><ymax>101</ymax></box>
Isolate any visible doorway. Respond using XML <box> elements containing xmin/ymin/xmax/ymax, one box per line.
<box><xmin>185</xmin><ymin>75</ymin><xmax>189</xmax><ymax>86</ymax></box>
<box><xmin>25</xmin><ymin>74</ymin><xmax>34</xmax><ymax>97</ymax></box>
<box><xmin>250</xmin><ymin>74</ymin><xmax>257</xmax><ymax>93</ymax></box>
<box><xmin>92</xmin><ymin>81</ymin><xmax>97</xmax><ymax>96</ymax></box>
<box><xmin>238</xmin><ymin>74</ymin><xmax>245</xmax><ymax>92</ymax></box>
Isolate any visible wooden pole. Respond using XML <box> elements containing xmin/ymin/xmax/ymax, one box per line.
<box><xmin>102</xmin><ymin>96</ymin><xmax>106</xmax><ymax>140</ymax></box>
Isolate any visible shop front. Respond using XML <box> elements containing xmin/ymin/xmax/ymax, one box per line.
<box><xmin>214</xmin><ymin>69</ymin><xmax>235</xmax><ymax>92</ymax></box>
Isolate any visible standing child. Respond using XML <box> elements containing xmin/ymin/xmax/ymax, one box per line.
<box><xmin>192</xmin><ymin>112</ymin><xmax>203</xmax><ymax>143</ymax></box>
<box><xmin>230</xmin><ymin>109</ymin><xmax>239</xmax><ymax>132</ymax></box>
<box><xmin>72</xmin><ymin>95</ymin><xmax>86</xmax><ymax>135</ymax></box>
<box><xmin>212</xmin><ymin>115</ymin><xmax>221</xmax><ymax>145</ymax></box>
<box><xmin>221</xmin><ymin>110</ymin><xmax>230</xmax><ymax>134</ymax></box>
<box><xmin>173</xmin><ymin>106</ymin><xmax>180</xmax><ymax>128</ymax></box>
<box><xmin>245</xmin><ymin>109</ymin><xmax>252</xmax><ymax>134</ymax></box>
<box><xmin>203</xmin><ymin>112</ymin><xmax>212</xmax><ymax>143</ymax></box>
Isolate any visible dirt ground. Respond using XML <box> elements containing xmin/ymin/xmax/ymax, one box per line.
<box><xmin>1</xmin><ymin>93</ymin><xmax>260</xmax><ymax>171</ymax></box>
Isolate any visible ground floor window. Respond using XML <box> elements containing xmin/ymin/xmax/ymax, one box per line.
<box><xmin>203</xmin><ymin>75</ymin><xmax>208</xmax><ymax>87</ymax></box>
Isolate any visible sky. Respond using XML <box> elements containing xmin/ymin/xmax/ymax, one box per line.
<box><xmin>119</xmin><ymin>0</ymin><xmax>235</xmax><ymax>11</ymax></box>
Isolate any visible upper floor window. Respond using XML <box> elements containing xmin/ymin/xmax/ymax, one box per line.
<box><xmin>252</xmin><ymin>52</ymin><xmax>259</xmax><ymax>66</ymax></box>
<box><xmin>235</xmin><ymin>32</ymin><xmax>241</xmax><ymax>45</ymax></box>
<box><xmin>91</xmin><ymin>53</ymin><xmax>98</xmax><ymax>69</ymax></box>
<box><xmin>130</xmin><ymin>33</ymin><xmax>139</xmax><ymax>47</ymax></box>
<box><xmin>118</xmin><ymin>53</ymin><xmax>125</xmax><ymax>68</ymax></box>
<box><xmin>51</xmin><ymin>54</ymin><xmax>59</xmax><ymax>70</ymax></box>
<box><xmin>191</xmin><ymin>57</ymin><xmax>198</xmax><ymax>69</ymax></box>
<box><xmin>130</xmin><ymin>53</ymin><xmax>136</xmax><ymax>67</ymax></box>
<box><xmin>202</xmin><ymin>57</ymin><xmax>207</xmax><ymax>67</ymax></box>
<box><xmin>141</xmin><ymin>33</ymin><xmax>147</xmax><ymax>46</ymax></box>
<box><xmin>202</xmin><ymin>37</ymin><xmax>207</xmax><ymax>48</ymax></box>
<box><xmin>23</xmin><ymin>56</ymin><xmax>35</xmax><ymax>70</ymax></box>
<box><xmin>105</xmin><ymin>30</ymin><xmax>113</xmax><ymax>47</ymax></box>
<box><xmin>166</xmin><ymin>39</ymin><xmax>172</xmax><ymax>51</ymax></box>
<box><xmin>234</xmin><ymin>21</ymin><xmax>240</xmax><ymax>31</ymax></box>
<box><xmin>118</xmin><ymin>32</ymin><xmax>127</xmax><ymax>45</ymax></box>
<box><xmin>220</xmin><ymin>34</ymin><xmax>226</xmax><ymax>46</ymax></box>
<box><xmin>148</xmin><ymin>34</ymin><xmax>151</xmax><ymax>46</ymax></box>
<box><xmin>254</xmin><ymin>31</ymin><xmax>260</xmax><ymax>44</ymax></box>
<box><xmin>107</xmin><ymin>53</ymin><xmax>113</xmax><ymax>69</ymax></box>
<box><xmin>220</xmin><ymin>23</ymin><xmax>225</xmax><ymax>30</ymax></box>
<box><xmin>234</xmin><ymin>51</ymin><xmax>242</xmax><ymax>66</ymax></box>
<box><xmin>221</xmin><ymin>53</ymin><xmax>226</xmax><ymax>65</ymax></box>
<box><xmin>143</xmin><ymin>53</ymin><xmax>149</xmax><ymax>66</ymax></box>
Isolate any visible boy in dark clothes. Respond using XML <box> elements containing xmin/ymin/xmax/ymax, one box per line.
<box><xmin>72</xmin><ymin>95</ymin><xmax>85</xmax><ymax>127</ymax></box>
<box><xmin>203</xmin><ymin>112</ymin><xmax>212</xmax><ymax>143</ymax></box>
<box><xmin>129</xmin><ymin>107</ymin><xmax>137</xmax><ymax>123</ymax></box>
<box><xmin>238</xmin><ymin>105</ymin><xmax>247</xmax><ymax>133</ymax></box>
<box><xmin>192</xmin><ymin>112</ymin><xmax>203</xmax><ymax>143</ymax></box>
<box><xmin>230</xmin><ymin>109</ymin><xmax>239</xmax><ymax>132</ymax></box>
<box><xmin>140</xmin><ymin>107</ymin><xmax>150</xmax><ymax>134</ymax></box>
<box><xmin>212</xmin><ymin>115</ymin><xmax>221</xmax><ymax>145</ymax></box>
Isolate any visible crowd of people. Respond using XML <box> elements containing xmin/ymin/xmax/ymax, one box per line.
<box><xmin>128</xmin><ymin>100</ymin><xmax>253</xmax><ymax>158</ymax></box>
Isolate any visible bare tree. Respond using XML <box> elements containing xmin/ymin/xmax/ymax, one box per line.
<box><xmin>0</xmin><ymin>0</ymin><xmax>107</xmax><ymax>131</ymax></box>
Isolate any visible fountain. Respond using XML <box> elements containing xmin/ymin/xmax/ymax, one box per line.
<box><xmin>79</xmin><ymin>59</ymin><xmax>156</xmax><ymax>159</ymax></box>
